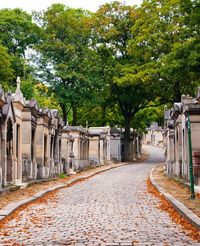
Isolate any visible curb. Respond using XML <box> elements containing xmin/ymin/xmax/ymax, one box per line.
<box><xmin>0</xmin><ymin>178</ymin><xmax>58</xmax><ymax>195</ymax></box>
<box><xmin>0</xmin><ymin>163</ymin><xmax>127</xmax><ymax>223</ymax></box>
<box><xmin>150</xmin><ymin>165</ymin><xmax>200</xmax><ymax>230</ymax></box>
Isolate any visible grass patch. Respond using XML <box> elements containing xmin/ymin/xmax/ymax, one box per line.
<box><xmin>57</xmin><ymin>173</ymin><xmax>67</xmax><ymax>179</ymax></box>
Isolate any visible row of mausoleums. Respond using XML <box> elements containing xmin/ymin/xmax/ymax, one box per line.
<box><xmin>164</xmin><ymin>89</ymin><xmax>200</xmax><ymax>185</ymax></box>
<box><xmin>0</xmin><ymin>79</ymin><xmax>142</xmax><ymax>188</ymax></box>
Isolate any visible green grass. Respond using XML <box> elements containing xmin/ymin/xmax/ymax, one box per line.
<box><xmin>58</xmin><ymin>173</ymin><xmax>67</xmax><ymax>179</ymax></box>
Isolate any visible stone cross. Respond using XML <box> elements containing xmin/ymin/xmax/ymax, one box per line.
<box><xmin>16</xmin><ymin>76</ymin><xmax>21</xmax><ymax>91</ymax></box>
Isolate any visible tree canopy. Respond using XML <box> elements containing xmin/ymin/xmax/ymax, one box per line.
<box><xmin>34</xmin><ymin>4</ymin><xmax>102</xmax><ymax>125</ymax></box>
<box><xmin>0</xmin><ymin>44</ymin><xmax>14</xmax><ymax>89</ymax></box>
<box><xmin>0</xmin><ymin>8</ymin><xmax>41</xmax><ymax>85</ymax></box>
<box><xmin>0</xmin><ymin>0</ymin><xmax>199</xmax><ymax>160</ymax></box>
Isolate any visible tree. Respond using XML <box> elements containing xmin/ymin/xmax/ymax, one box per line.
<box><xmin>132</xmin><ymin>105</ymin><xmax>164</xmax><ymax>134</ymax></box>
<box><xmin>91</xmin><ymin>1</ymin><xmax>161</xmax><ymax>160</ymax></box>
<box><xmin>0</xmin><ymin>8</ymin><xmax>41</xmax><ymax>83</ymax></box>
<box><xmin>129</xmin><ymin>0</ymin><xmax>198</xmax><ymax>103</ymax></box>
<box><xmin>113</xmin><ymin>62</ymin><xmax>160</xmax><ymax>160</ymax></box>
<box><xmin>35</xmin><ymin>4</ymin><xmax>100</xmax><ymax>125</ymax></box>
<box><xmin>77</xmin><ymin>99</ymin><xmax>123</xmax><ymax>127</ymax></box>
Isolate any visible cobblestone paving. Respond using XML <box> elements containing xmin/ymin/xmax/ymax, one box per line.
<box><xmin>0</xmin><ymin>146</ymin><xmax>199</xmax><ymax>246</ymax></box>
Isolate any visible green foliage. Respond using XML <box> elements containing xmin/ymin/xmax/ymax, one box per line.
<box><xmin>0</xmin><ymin>8</ymin><xmax>41</xmax><ymax>83</ymax></box>
<box><xmin>0</xmin><ymin>44</ymin><xmax>14</xmax><ymax>89</ymax></box>
<box><xmin>159</xmin><ymin>39</ymin><xmax>200</xmax><ymax>103</ymax></box>
<box><xmin>20</xmin><ymin>77</ymin><xmax>35</xmax><ymax>99</ymax></box>
<box><xmin>57</xmin><ymin>173</ymin><xmax>67</xmax><ymax>179</ymax></box>
<box><xmin>92</xmin><ymin>2</ymin><xmax>138</xmax><ymax>111</ymax></box>
<box><xmin>35</xmin><ymin>4</ymin><xmax>101</xmax><ymax>124</ymax></box>
<box><xmin>34</xmin><ymin>83</ymin><xmax>60</xmax><ymax>110</ymax></box>
<box><xmin>77</xmin><ymin>102</ymin><xmax>123</xmax><ymax>127</ymax></box>
<box><xmin>0</xmin><ymin>8</ymin><xmax>40</xmax><ymax>56</ymax></box>
<box><xmin>132</xmin><ymin>106</ymin><xmax>164</xmax><ymax>133</ymax></box>
<box><xmin>129</xmin><ymin>0</ymin><xmax>199</xmax><ymax>103</ymax></box>
<box><xmin>21</xmin><ymin>78</ymin><xmax>60</xmax><ymax>110</ymax></box>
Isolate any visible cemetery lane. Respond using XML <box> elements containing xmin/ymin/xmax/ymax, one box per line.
<box><xmin>0</xmin><ymin>146</ymin><xmax>198</xmax><ymax>246</ymax></box>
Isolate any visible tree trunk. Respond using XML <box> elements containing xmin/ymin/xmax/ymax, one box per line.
<box><xmin>174</xmin><ymin>81</ymin><xmax>181</xmax><ymax>102</ymax></box>
<box><xmin>72</xmin><ymin>104</ymin><xmax>77</xmax><ymax>126</ymax></box>
<box><xmin>60</xmin><ymin>103</ymin><xmax>67</xmax><ymax>125</ymax></box>
<box><xmin>102</xmin><ymin>105</ymin><xmax>106</xmax><ymax>126</ymax></box>
<box><xmin>123</xmin><ymin>115</ymin><xmax>132</xmax><ymax>162</ymax></box>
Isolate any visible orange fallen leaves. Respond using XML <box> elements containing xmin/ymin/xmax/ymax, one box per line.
<box><xmin>11</xmin><ymin>243</ymin><xmax>22</xmax><ymax>246</ymax></box>
<box><xmin>0</xmin><ymin>189</ymin><xmax>58</xmax><ymax>230</ymax></box>
<box><xmin>132</xmin><ymin>239</ymin><xmax>139</xmax><ymax>243</ymax></box>
<box><xmin>147</xmin><ymin>178</ymin><xmax>200</xmax><ymax>242</ymax></box>
<box><xmin>0</xmin><ymin>168</ymin><xmax>115</xmax><ymax>231</ymax></box>
<box><xmin>154</xmin><ymin>165</ymin><xmax>200</xmax><ymax>217</ymax></box>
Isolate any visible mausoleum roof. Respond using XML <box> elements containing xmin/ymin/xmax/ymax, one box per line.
<box><xmin>25</xmin><ymin>99</ymin><xmax>40</xmax><ymax>111</ymax></box>
<box><xmin>2</xmin><ymin>93</ymin><xmax>16</xmax><ymax>121</ymax></box>
<box><xmin>67</xmin><ymin>125</ymin><xmax>84</xmax><ymax>132</ymax></box>
<box><xmin>110</xmin><ymin>127</ymin><xmax>122</xmax><ymax>135</ymax></box>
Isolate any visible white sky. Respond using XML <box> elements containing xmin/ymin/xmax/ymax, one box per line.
<box><xmin>0</xmin><ymin>0</ymin><xmax>142</xmax><ymax>13</ymax></box>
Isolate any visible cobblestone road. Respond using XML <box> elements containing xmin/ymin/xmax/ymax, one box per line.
<box><xmin>0</xmin><ymin>146</ymin><xmax>199</xmax><ymax>246</ymax></box>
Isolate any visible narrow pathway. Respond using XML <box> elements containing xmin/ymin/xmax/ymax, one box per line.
<box><xmin>0</xmin><ymin>146</ymin><xmax>198</xmax><ymax>246</ymax></box>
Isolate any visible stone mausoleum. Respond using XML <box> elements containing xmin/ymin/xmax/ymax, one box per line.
<box><xmin>89</xmin><ymin>126</ymin><xmax>111</xmax><ymax>165</ymax></box>
<box><xmin>165</xmin><ymin>89</ymin><xmax>200</xmax><ymax>185</ymax></box>
<box><xmin>143</xmin><ymin>122</ymin><xmax>164</xmax><ymax>146</ymax></box>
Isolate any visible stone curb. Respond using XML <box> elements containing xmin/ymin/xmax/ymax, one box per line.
<box><xmin>150</xmin><ymin>165</ymin><xmax>200</xmax><ymax>230</ymax></box>
<box><xmin>0</xmin><ymin>178</ymin><xmax>59</xmax><ymax>195</ymax></box>
<box><xmin>0</xmin><ymin>163</ymin><xmax>127</xmax><ymax>222</ymax></box>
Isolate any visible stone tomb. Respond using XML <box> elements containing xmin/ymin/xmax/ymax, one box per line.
<box><xmin>12</xmin><ymin>78</ymin><xmax>26</xmax><ymax>184</ymax></box>
<box><xmin>89</xmin><ymin>127</ymin><xmax>111</xmax><ymax>165</ymax></box>
<box><xmin>64</xmin><ymin>126</ymin><xmax>89</xmax><ymax>171</ymax></box>
<box><xmin>62</xmin><ymin>126</ymin><xmax>75</xmax><ymax>174</ymax></box>
<box><xmin>0</xmin><ymin>88</ymin><xmax>18</xmax><ymax>188</ymax></box>
<box><xmin>49</xmin><ymin>109</ymin><xmax>64</xmax><ymax>176</ymax></box>
<box><xmin>21</xmin><ymin>99</ymin><xmax>39</xmax><ymax>181</ymax></box>
<box><xmin>110</xmin><ymin>127</ymin><xmax>122</xmax><ymax>162</ymax></box>
<box><xmin>165</xmin><ymin>90</ymin><xmax>200</xmax><ymax>185</ymax></box>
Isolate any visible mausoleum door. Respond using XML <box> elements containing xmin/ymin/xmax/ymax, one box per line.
<box><xmin>44</xmin><ymin>135</ymin><xmax>47</xmax><ymax>166</ymax></box>
<box><xmin>53</xmin><ymin>131</ymin><xmax>59</xmax><ymax>165</ymax></box>
<box><xmin>59</xmin><ymin>139</ymin><xmax>61</xmax><ymax>163</ymax></box>
<box><xmin>6</xmin><ymin>118</ymin><xmax>13</xmax><ymax>183</ymax></box>
<box><xmin>16</xmin><ymin>124</ymin><xmax>20</xmax><ymax>179</ymax></box>
<box><xmin>31</xmin><ymin>128</ymin><xmax>35</xmax><ymax>162</ymax></box>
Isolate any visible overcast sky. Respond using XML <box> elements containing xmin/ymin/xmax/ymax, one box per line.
<box><xmin>0</xmin><ymin>0</ymin><xmax>142</xmax><ymax>13</ymax></box>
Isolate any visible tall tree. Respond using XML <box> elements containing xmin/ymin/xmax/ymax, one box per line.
<box><xmin>129</xmin><ymin>0</ymin><xmax>197</xmax><ymax>103</ymax></box>
<box><xmin>0</xmin><ymin>8</ymin><xmax>41</xmax><ymax>83</ymax></box>
<box><xmin>159</xmin><ymin>0</ymin><xmax>200</xmax><ymax>98</ymax></box>
<box><xmin>35</xmin><ymin>4</ymin><xmax>100</xmax><ymax>125</ymax></box>
<box><xmin>91</xmin><ymin>1</ymin><xmax>161</xmax><ymax>160</ymax></box>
